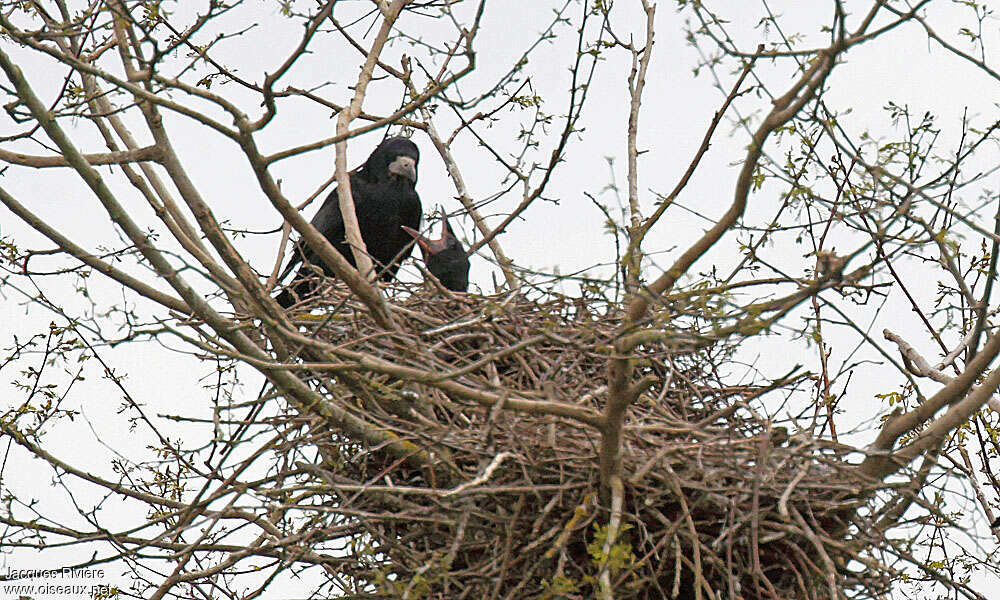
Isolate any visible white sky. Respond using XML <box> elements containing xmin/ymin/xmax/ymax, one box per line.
<box><xmin>2</xmin><ymin>0</ymin><xmax>1000</xmax><ymax>597</ymax></box>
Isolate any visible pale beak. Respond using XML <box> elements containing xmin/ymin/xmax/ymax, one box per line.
<box><xmin>402</xmin><ymin>225</ymin><xmax>448</xmax><ymax>255</ymax></box>
<box><xmin>388</xmin><ymin>156</ymin><xmax>417</xmax><ymax>183</ymax></box>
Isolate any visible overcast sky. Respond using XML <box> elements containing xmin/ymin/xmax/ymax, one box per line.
<box><xmin>3</xmin><ymin>0</ymin><xmax>1000</xmax><ymax>596</ymax></box>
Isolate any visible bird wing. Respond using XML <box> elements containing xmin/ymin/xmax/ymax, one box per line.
<box><xmin>275</xmin><ymin>179</ymin><xmax>346</xmax><ymax>284</ymax></box>
<box><xmin>353</xmin><ymin>179</ymin><xmax>421</xmax><ymax>279</ymax></box>
<box><xmin>302</xmin><ymin>183</ymin><xmax>348</xmax><ymax>268</ymax></box>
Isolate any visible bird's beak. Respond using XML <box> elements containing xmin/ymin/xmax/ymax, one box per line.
<box><xmin>402</xmin><ymin>225</ymin><xmax>448</xmax><ymax>256</ymax></box>
<box><xmin>388</xmin><ymin>156</ymin><xmax>417</xmax><ymax>184</ymax></box>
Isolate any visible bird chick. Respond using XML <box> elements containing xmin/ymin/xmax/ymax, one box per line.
<box><xmin>402</xmin><ymin>217</ymin><xmax>470</xmax><ymax>292</ymax></box>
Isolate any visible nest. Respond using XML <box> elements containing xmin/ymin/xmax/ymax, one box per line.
<box><xmin>273</xmin><ymin>282</ymin><xmax>892</xmax><ymax>599</ymax></box>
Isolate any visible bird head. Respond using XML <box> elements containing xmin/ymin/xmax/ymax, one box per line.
<box><xmin>363</xmin><ymin>136</ymin><xmax>419</xmax><ymax>185</ymax></box>
<box><xmin>401</xmin><ymin>217</ymin><xmax>470</xmax><ymax>292</ymax></box>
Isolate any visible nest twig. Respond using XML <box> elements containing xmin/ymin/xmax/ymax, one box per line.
<box><xmin>268</xmin><ymin>282</ymin><xmax>894</xmax><ymax>599</ymax></box>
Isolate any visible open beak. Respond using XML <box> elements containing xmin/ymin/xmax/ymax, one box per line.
<box><xmin>402</xmin><ymin>224</ymin><xmax>449</xmax><ymax>256</ymax></box>
<box><xmin>388</xmin><ymin>156</ymin><xmax>417</xmax><ymax>184</ymax></box>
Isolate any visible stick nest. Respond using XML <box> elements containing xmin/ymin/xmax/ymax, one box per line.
<box><xmin>275</xmin><ymin>282</ymin><xmax>892</xmax><ymax>600</ymax></box>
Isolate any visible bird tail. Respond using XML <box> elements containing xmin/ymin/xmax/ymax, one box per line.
<box><xmin>275</xmin><ymin>276</ymin><xmax>315</xmax><ymax>309</ymax></box>
<box><xmin>274</xmin><ymin>245</ymin><xmax>306</xmax><ymax>309</ymax></box>
<box><xmin>275</xmin><ymin>288</ymin><xmax>295</xmax><ymax>309</ymax></box>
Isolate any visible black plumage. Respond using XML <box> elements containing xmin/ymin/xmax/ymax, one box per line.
<box><xmin>402</xmin><ymin>217</ymin><xmax>470</xmax><ymax>292</ymax></box>
<box><xmin>275</xmin><ymin>137</ymin><xmax>421</xmax><ymax>308</ymax></box>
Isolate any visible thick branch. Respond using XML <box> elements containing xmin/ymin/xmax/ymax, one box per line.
<box><xmin>859</xmin><ymin>332</ymin><xmax>1000</xmax><ymax>480</ymax></box>
<box><xmin>0</xmin><ymin>184</ymin><xmax>189</xmax><ymax>313</ymax></box>
<box><xmin>0</xmin><ymin>41</ymin><xmax>426</xmax><ymax>472</ymax></box>
<box><xmin>333</xmin><ymin>0</ymin><xmax>409</xmax><ymax>279</ymax></box>
<box><xmin>420</xmin><ymin>109</ymin><xmax>519</xmax><ymax>290</ymax></box>
<box><xmin>0</xmin><ymin>144</ymin><xmax>161</xmax><ymax>168</ymax></box>
<box><xmin>627</xmin><ymin>46</ymin><xmax>837</xmax><ymax>323</ymax></box>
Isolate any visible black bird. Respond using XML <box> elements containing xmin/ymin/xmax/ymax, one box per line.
<box><xmin>275</xmin><ymin>137</ymin><xmax>421</xmax><ymax>308</ymax></box>
<box><xmin>401</xmin><ymin>217</ymin><xmax>470</xmax><ymax>292</ymax></box>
